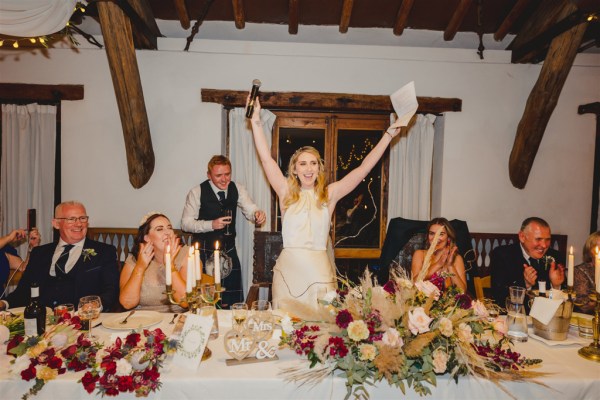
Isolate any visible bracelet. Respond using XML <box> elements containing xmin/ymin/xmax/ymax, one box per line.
<box><xmin>384</xmin><ymin>130</ymin><xmax>393</xmax><ymax>139</ymax></box>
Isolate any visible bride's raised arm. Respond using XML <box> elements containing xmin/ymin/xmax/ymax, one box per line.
<box><xmin>328</xmin><ymin>128</ymin><xmax>400</xmax><ymax>206</ymax></box>
<box><xmin>249</xmin><ymin>97</ymin><xmax>288</xmax><ymax>199</ymax></box>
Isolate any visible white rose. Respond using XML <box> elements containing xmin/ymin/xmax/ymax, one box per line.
<box><xmin>396</xmin><ymin>278</ymin><xmax>413</xmax><ymax>289</ymax></box>
<box><xmin>381</xmin><ymin>328</ymin><xmax>403</xmax><ymax>347</ymax></box>
<box><xmin>116</xmin><ymin>358</ymin><xmax>133</xmax><ymax>375</ymax></box>
<box><xmin>408</xmin><ymin>307</ymin><xmax>433</xmax><ymax>335</ymax></box>
<box><xmin>438</xmin><ymin>317</ymin><xmax>453</xmax><ymax>337</ymax></box>
<box><xmin>50</xmin><ymin>333</ymin><xmax>68</xmax><ymax>349</ymax></box>
<box><xmin>280</xmin><ymin>315</ymin><xmax>294</xmax><ymax>334</ymax></box>
<box><xmin>458</xmin><ymin>323</ymin><xmax>474</xmax><ymax>343</ymax></box>
<box><xmin>10</xmin><ymin>354</ymin><xmax>31</xmax><ymax>374</ymax></box>
<box><xmin>415</xmin><ymin>281</ymin><xmax>441</xmax><ymax>300</ymax></box>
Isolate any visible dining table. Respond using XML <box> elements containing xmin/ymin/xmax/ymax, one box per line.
<box><xmin>0</xmin><ymin>310</ymin><xmax>599</xmax><ymax>400</ymax></box>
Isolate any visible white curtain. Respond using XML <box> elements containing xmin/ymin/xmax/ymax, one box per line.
<box><xmin>387</xmin><ymin>113</ymin><xmax>436</xmax><ymax>221</ymax></box>
<box><xmin>0</xmin><ymin>0</ymin><xmax>76</xmax><ymax>36</ymax></box>
<box><xmin>1</xmin><ymin>103</ymin><xmax>56</xmax><ymax>256</ymax></box>
<box><xmin>229</xmin><ymin>108</ymin><xmax>276</xmax><ymax>298</ymax></box>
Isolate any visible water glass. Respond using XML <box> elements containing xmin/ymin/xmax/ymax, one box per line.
<box><xmin>578</xmin><ymin>316</ymin><xmax>594</xmax><ymax>338</ymax></box>
<box><xmin>509</xmin><ymin>286</ymin><xmax>526</xmax><ymax>304</ymax></box>
<box><xmin>231</xmin><ymin>303</ymin><xmax>248</xmax><ymax>331</ymax></box>
<box><xmin>199</xmin><ymin>304</ymin><xmax>219</xmax><ymax>340</ymax></box>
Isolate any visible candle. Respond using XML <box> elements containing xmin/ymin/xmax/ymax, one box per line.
<box><xmin>194</xmin><ymin>242</ymin><xmax>202</xmax><ymax>282</ymax></box>
<box><xmin>165</xmin><ymin>244</ymin><xmax>172</xmax><ymax>286</ymax></box>
<box><xmin>189</xmin><ymin>247</ymin><xmax>196</xmax><ymax>286</ymax></box>
<box><xmin>595</xmin><ymin>246</ymin><xmax>600</xmax><ymax>293</ymax></box>
<box><xmin>214</xmin><ymin>241</ymin><xmax>221</xmax><ymax>285</ymax></box>
<box><xmin>186</xmin><ymin>247</ymin><xmax>194</xmax><ymax>293</ymax></box>
<box><xmin>567</xmin><ymin>245</ymin><xmax>574</xmax><ymax>287</ymax></box>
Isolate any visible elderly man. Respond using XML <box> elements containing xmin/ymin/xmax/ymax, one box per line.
<box><xmin>0</xmin><ymin>201</ymin><xmax>119</xmax><ymax>311</ymax></box>
<box><xmin>491</xmin><ymin>217</ymin><xmax>565</xmax><ymax>307</ymax></box>
<box><xmin>181</xmin><ymin>155</ymin><xmax>266</xmax><ymax>308</ymax></box>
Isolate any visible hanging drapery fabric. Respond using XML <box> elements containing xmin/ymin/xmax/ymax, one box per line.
<box><xmin>1</xmin><ymin>103</ymin><xmax>57</xmax><ymax>255</ymax></box>
<box><xmin>0</xmin><ymin>0</ymin><xmax>76</xmax><ymax>37</ymax></box>
<box><xmin>387</xmin><ymin>113</ymin><xmax>436</xmax><ymax>221</ymax></box>
<box><xmin>229</xmin><ymin>107</ymin><xmax>276</xmax><ymax>297</ymax></box>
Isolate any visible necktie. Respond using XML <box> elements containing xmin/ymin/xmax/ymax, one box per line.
<box><xmin>528</xmin><ymin>257</ymin><xmax>540</xmax><ymax>271</ymax></box>
<box><xmin>55</xmin><ymin>244</ymin><xmax>74</xmax><ymax>278</ymax></box>
<box><xmin>218</xmin><ymin>191</ymin><xmax>226</xmax><ymax>202</ymax></box>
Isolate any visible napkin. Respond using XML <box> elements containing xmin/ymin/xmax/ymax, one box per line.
<box><xmin>529</xmin><ymin>297</ymin><xmax>563</xmax><ymax>326</ymax></box>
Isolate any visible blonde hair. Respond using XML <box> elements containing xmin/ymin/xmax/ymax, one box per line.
<box><xmin>283</xmin><ymin>146</ymin><xmax>328</xmax><ymax>209</ymax></box>
<box><xmin>583</xmin><ymin>231</ymin><xmax>600</xmax><ymax>263</ymax></box>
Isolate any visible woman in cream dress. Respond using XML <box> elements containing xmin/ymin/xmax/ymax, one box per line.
<box><xmin>249</xmin><ymin>97</ymin><xmax>404</xmax><ymax>314</ymax></box>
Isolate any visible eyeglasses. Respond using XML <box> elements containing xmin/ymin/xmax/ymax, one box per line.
<box><xmin>55</xmin><ymin>216</ymin><xmax>89</xmax><ymax>224</ymax></box>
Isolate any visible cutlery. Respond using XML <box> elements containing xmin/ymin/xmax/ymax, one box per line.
<box><xmin>169</xmin><ymin>313</ymin><xmax>179</xmax><ymax>324</ymax></box>
<box><xmin>92</xmin><ymin>321</ymin><xmax>103</xmax><ymax>328</ymax></box>
<box><xmin>120</xmin><ymin>310</ymin><xmax>136</xmax><ymax>324</ymax></box>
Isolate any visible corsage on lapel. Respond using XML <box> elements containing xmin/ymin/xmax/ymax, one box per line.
<box><xmin>82</xmin><ymin>248</ymin><xmax>97</xmax><ymax>262</ymax></box>
<box><xmin>543</xmin><ymin>255</ymin><xmax>555</xmax><ymax>271</ymax></box>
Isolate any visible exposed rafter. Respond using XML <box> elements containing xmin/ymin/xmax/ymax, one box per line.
<box><xmin>393</xmin><ymin>0</ymin><xmax>415</xmax><ymax>36</ymax></box>
<box><xmin>232</xmin><ymin>0</ymin><xmax>245</xmax><ymax>29</ymax></box>
<box><xmin>339</xmin><ymin>0</ymin><xmax>354</xmax><ymax>33</ymax></box>
<box><xmin>508</xmin><ymin>12</ymin><xmax>588</xmax><ymax>188</ymax></box>
<box><xmin>172</xmin><ymin>0</ymin><xmax>190</xmax><ymax>29</ymax></box>
<box><xmin>288</xmin><ymin>0</ymin><xmax>299</xmax><ymax>34</ymax></box>
<box><xmin>0</xmin><ymin>83</ymin><xmax>84</xmax><ymax>102</ymax></box>
<box><xmin>494</xmin><ymin>0</ymin><xmax>532</xmax><ymax>41</ymax></box>
<box><xmin>201</xmin><ymin>89</ymin><xmax>462</xmax><ymax>114</ymax></box>
<box><xmin>444</xmin><ymin>0</ymin><xmax>473</xmax><ymax>41</ymax></box>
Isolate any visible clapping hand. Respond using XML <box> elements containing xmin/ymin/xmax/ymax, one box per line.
<box><xmin>138</xmin><ymin>242</ymin><xmax>155</xmax><ymax>267</ymax></box>
<box><xmin>549</xmin><ymin>261</ymin><xmax>565</xmax><ymax>288</ymax></box>
<box><xmin>254</xmin><ymin>210</ymin><xmax>266</xmax><ymax>225</ymax></box>
<box><xmin>523</xmin><ymin>264</ymin><xmax>538</xmax><ymax>289</ymax></box>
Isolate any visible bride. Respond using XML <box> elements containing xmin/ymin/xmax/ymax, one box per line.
<box><xmin>249</xmin><ymin>96</ymin><xmax>409</xmax><ymax>315</ymax></box>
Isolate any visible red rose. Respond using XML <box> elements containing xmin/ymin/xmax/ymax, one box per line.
<box><xmin>21</xmin><ymin>365</ymin><xmax>36</xmax><ymax>381</ymax></box>
<box><xmin>125</xmin><ymin>333</ymin><xmax>141</xmax><ymax>347</ymax></box>
<box><xmin>117</xmin><ymin>375</ymin><xmax>134</xmax><ymax>392</ymax></box>
<box><xmin>61</xmin><ymin>344</ymin><xmax>78</xmax><ymax>358</ymax></box>
<box><xmin>101</xmin><ymin>360</ymin><xmax>117</xmax><ymax>375</ymax></box>
<box><xmin>105</xmin><ymin>387</ymin><xmax>119</xmax><ymax>396</ymax></box>
<box><xmin>143</xmin><ymin>366</ymin><xmax>160</xmax><ymax>381</ymax></box>
<box><xmin>335</xmin><ymin>309</ymin><xmax>353</xmax><ymax>329</ymax></box>
<box><xmin>47</xmin><ymin>356</ymin><xmax>63</xmax><ymax>369</ymax></box>
<box><xmin>80</xmin><ymin>371</ymin><xmax>99</xmax><ymax>393</ymax></box>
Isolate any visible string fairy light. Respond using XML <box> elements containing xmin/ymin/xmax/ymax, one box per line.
<box><xmin>0</xmin><ymin>2</ymin><xmax>86</xmax><ymax>49</ymax></box>
<box><xmin>337</xmin><ymin>138</ymin><xmax>375</xmax><ymax>170</ymax></box>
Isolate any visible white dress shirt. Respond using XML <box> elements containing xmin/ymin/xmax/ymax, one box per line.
<box><xmin>181</xmin><ymin>181</ymin><xmax>259</xmax><ymax>233</ymax></box>
<box><xmin>49</xmin><ymin>238</ymin><xmax>85</xmax><ymax>276</ymax></box>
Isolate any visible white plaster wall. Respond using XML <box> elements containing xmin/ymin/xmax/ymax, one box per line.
<box><xmin>0</xmin><ymin>38</ymin><xmax>598</xmax><ymax>262</ymax></box>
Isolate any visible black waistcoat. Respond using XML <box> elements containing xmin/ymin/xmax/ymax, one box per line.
<box><xmin>193</xmin><ymin>180</ymin><xmax>238</xmax><ymax>250</ymax></box>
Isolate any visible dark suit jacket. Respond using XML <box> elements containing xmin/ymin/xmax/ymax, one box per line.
<box><xmin>5</xmin><ymin>238</ymin><xmax>119</xmax><ymax>311</ymax></box>
<box><xmin>490</xmin><ymin>242</ymin><xmax>564</xmax><ymax>307</ymax></box>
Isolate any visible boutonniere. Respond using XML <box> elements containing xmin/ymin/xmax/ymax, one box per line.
<box><xmin>82</xmin><ymin>248</ymin><xmax>97</xmax><ymax>262</ymax></box>
<box><xmin>543</xmin><ymin>255</ymin><xmax>555</xmax><ymax>271</ymax></box>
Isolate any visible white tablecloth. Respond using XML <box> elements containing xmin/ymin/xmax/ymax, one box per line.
<box><xmin>1</xmin><ymin>311</ymin><xmax>599</xmax><ymax>400</ymax></box>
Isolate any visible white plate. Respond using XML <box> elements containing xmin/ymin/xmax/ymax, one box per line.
<box><xmin>102</xmin><ymin>311</ymin><xmax>162</xmax><ymax>330</ymax></box>
<box><xmin>8</xmin><ymin>307</ymin><xmax>52</xmax><ymax>316</ymax></box>
<box><xmin>528</xmin><ymin>328</ymin><xmax>587</xmax><ymax>346</ymax></box>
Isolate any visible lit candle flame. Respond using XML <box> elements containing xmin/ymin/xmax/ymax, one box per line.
<box><xmin>215</xmin><ymin>241</ymin><xmax>220</xmax><ymax>250</ymax></box>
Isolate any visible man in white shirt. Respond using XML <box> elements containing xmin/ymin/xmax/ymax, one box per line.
<box><xmin>181</xmin><ymin>155</ymin><xmax>265</xmax><ymax>307</ymax></box>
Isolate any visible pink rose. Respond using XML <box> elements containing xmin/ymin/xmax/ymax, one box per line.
<box><xmin>471</xmin><ymin>300</ymin><xmax>489</xmax><ymax>318</ymax></box>
<box><xmin>492</xmin><ymin>317</ymin><xmax>507</xmax><ymax>335</ymax></box>
<box><xmin>432</xmin><ymin>348</ymin><xmax>449</xmax><ymax>373</ymax></box>
<box><xmin>381</xmin><ymin>328</ymin><xmax>403</xmax><ymax>347</ymax></box>
<box><xmin>408</xmin><ymin>307</ymin><xmax>433</xmax><ymax>335</ymax></box>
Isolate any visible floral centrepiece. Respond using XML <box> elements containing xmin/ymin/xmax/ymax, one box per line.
<box><xmin>7</xmin><ymin>313</ymin><xmax>100</xmax><ymax>400</ymax></box>
<box><xmin>280</xmin><ymin>272</ymin><xmax>544</xmax><ymax>399</ymax></box>
<box><xmin>80</xmin><ymin>328</ymin><xmax>178</xmax><ymax>397</ymax></box>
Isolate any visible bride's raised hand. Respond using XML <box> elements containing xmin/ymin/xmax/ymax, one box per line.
<box><xmin>246</xmin><ymin>94</ymin><xmax>262</xmax><ymax>124</ymax></box>
<box><xmin>385</xmin><ymin>126</ymin><xmax>401</xmax><ymax>139</ymax></box>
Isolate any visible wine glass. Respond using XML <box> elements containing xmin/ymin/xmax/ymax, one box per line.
<box><xmin>231</xmin><ymin>302</ymin><xmax>248</xmax><ymax>331</ymax></box>
<box><xmin>78</xmin><ymin>295</ymin><xmax>102</xmax><ymax>340</ymax></box>
<box><xmin>223</xmin><ymin>209</ymin><xmax>232</xmax><ymax>236</ymax></box>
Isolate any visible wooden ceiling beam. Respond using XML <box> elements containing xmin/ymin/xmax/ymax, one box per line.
<box><xmin>494</xmin><ymin>0</ymin><xmax>532</xmax><ymax>41</ymax></box>
<box><xmin>339</xmin><ymin>0</ymin><xmax>354</xmax><ymax>33</ymax></box>
<box><xmin>444</xmin><ymin>0</ymin><xmax>473</xmax><ymax>41</ymax></box>
<box><xmin>119</xmin><ymin>0</ymin><xmax>161</xmax><ymax>50</ymax></box>
<box><xmin>393</xmin><ymin>0</ymin><xmax>415</xmax><ymax>36</ymax></box>
<box><xmin>288</xmin><ymin>0</ymin><xmax>299</xmax><ymax>34</ymax></box>
<box><xmin>172</xmin><ymin>0</ymin><xmax>190</xmax><ymax>29</ymax></box>
<box><xmin>0</xmin><ymin>83</ymin><xmax>84</xmax><ymax>102</ymax></box>
<box><xmin>201</xmin><ymin>89</ymin><xmax>462</xmax><ymax>114</ymax></box>
<box><xmin>232</xmin><ymin>0</ymin><xmax>245</xmax><ymax>29</ymax></box>
<box><xmin>97</xmin><ymin>1</ymin><xmax>155</xmax><ymax>189</ymax></box>
<box><xmin>508</xmin><ymin>16</ymin><xmax>588</xmax><ymax>189</ymax></box>
<box><xmin>508</xmin><ymin>0</ymin><xmax>575</xmax><ymax>63</ymax></box>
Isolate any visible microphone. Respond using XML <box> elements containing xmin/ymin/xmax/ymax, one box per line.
<box><xmin>245</xmin><ymin>79</ymin><xmax>262</xmax><ymax>118</ymax></box>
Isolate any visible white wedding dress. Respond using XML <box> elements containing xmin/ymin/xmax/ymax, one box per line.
<box><xmin>272</xmin><ymin>190</ymin><xmax>337</xmax><ymax>316</ymax></box>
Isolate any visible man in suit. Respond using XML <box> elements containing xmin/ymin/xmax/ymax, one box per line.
<box><xmin>491</xmin><ymin>217</ymin><xmax>565</xmax><ymax>307</ymax></box>
<box><xmin>0</xmin><ymin>201</ymin><xmax>119</xmax><ymax>311</ymax></box>
<box><xmin>181</xmin><ymin>155</ymin><xmax>266</xmax><ymax>308</ymax></box>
